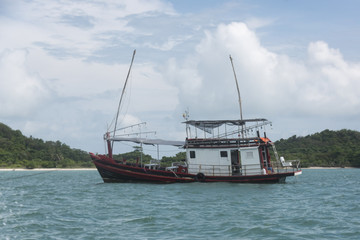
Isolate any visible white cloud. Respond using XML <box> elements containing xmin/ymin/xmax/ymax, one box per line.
<box><xmin>0</xmin><ymin>49</ymin><xmax>50</xmax><ymax>117</ymax></box>
<box><xmin>1</xmin><ymin>0</ymin><xmax>359</xmax><ymax>155</ymax></box>
<box><xmin>169</xmin><ymin>22</ymin><xmax>360</xmax><ymax>121</ymax></box>
<box><xmin>244</xmin><ymin>17</ymin><xmax>275</xmax><ymax>29</ymax></box>
<box><xmin>0</xmin><ymin>0</ymin><xmax>175</xmax><ymax>61</ymax></box>
<box><xmin>144</xmin><ymin>35</ymin><xmax>192</xmax><ymax>51</ymax></box>
<box><xmin>304</xmin><ymin>41</ymin><xmax>360</xmax><ymax>115</ymax></box>
<box><xmin>0</xmin><ymin>45</ymin><xmax>179</xmax><ymax>151</ymax></box>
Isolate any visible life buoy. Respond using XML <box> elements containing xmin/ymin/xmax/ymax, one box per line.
<box><xmin>195</xmin><ymin>172</ymin><xmax>205</xmax><ymax>182</ymax></box>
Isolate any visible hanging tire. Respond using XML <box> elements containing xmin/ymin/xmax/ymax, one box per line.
<box><xmin>195</xmin><ymin>172</ymin><xmax>205</xmax><ymax>182</ymax></box>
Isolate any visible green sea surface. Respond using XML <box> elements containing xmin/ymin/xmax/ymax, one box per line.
<box><xmin>1</xmin><ymin>169</ymin><xmax>359</xmax><ymax>239</ymax></box>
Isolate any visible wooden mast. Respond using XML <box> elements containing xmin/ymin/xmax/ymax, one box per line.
<box><xmin>110</xmin><ymin>49</ymin><xmax>136</xmax><ymax>154</ymax></box>
<box><xmin>229</xmin><ymin>55</ymin><xmax>244</xmax><ymax>138</ymax></box>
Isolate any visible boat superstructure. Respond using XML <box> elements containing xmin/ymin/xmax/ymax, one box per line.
<box><xmin>183</xmin><ymin>119</ymin><xmax>301</xmax><ymax>180</ymax></box>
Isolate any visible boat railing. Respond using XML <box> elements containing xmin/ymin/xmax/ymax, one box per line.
<box><xmin>269</xmin><ymin>143</ymin><xmax>301</xmax><ymax>173</ymax></box>
<box><xmin>188</xmin><ymin>163</ymin><xmax>267</xmax><ymax>177</ymax></box>
<box><xmin>186</xmin><ymin>138</ymin><xmax>261</xmax><ymax>148</ymax></box>
<box><xmin>187</xmin><ymin>161</ymin><xmax>301</xmax><ymax>177</ymax></box>
<box><xmin>270</xmin><ymin>160</ymin><xmax>301</xmax><ymax>174</ymax></box>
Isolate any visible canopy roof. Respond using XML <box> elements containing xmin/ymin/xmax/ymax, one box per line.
<box><xmin>183</xmin><ymin>118</ymin><xmax>269</xmax><ymax>134</ymax></box>
<box><xmin>109</xmin><ymin>137</ymin><xmax>184</xmax><ymax>147</ymax></box>
<box><xmin>184</xmin><ymin>118</ymin><xmax>268</xmax><ymax>131</ymax></box>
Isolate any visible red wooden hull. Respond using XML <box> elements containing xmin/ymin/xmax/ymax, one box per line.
<box><xmin>90</xmin><ymin>154</ymin><xmax>301</xmax><ymax>184</ymax></box>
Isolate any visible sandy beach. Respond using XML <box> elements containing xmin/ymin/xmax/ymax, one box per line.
<box><xmin>304</xmin><ymin>167</ymin><xmax>355</xmax><ymax>169</ymax></box>
<box><xmin>0</xmin><ymin>168</ymin><xmax>96</xmax><ymax>171</ymax></box>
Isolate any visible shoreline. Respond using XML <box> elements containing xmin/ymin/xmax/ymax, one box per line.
<box><xmin>304</xmin><ymin>167</ymin><xmax>356</xmax><ymax>169</ymax></box>
<box><xmin>0</xmin><ymin>168</ymin><xmax>96</xmax><ymax>171</ymax></box>
<box><xmin>0</xmin><ymin>167</ymin><xmax>357</xmax><ymax>171</ymax></box>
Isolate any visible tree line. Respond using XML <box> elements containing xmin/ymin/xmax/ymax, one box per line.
<box><xmin>0</xmin><ymin>123</ymin><xmax>92</xmax><ymax>168</ymax></box>
<box><xmin>1</xmin><ymin>122</ymin><xmax>359</xmax><ymax>168</ymax></box>
<box><xmin>275</xmin><ymin>129</ymin><xmax>360</xmax><ymax>168</ymax></box>
<box><xmin>113</xmin><ymin>150</ymin><xmax>186</xmax><ymax>167</ymax></box>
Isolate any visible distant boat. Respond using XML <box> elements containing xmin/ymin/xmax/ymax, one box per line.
<box><xmin>90</xmin><ymin>51</ymin><xmax>302</xmax><ymax>183</ymax></box>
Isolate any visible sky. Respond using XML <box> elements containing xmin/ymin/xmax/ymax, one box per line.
<box><xmin>1</xmin><ymin>0</ymin><xmax>360</xmax><ymax>157</ymax></box>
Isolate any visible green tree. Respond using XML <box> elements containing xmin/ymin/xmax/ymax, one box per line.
<box><xmin>0</xmin><ymin>122</ymin><xmax>92</xmax><ymax>168</ymax></box>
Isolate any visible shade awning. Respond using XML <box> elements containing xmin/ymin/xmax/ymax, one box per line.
<box><xmin>109</xmin><ymin>137</ymin><xmax>185</xmax><ymax>147</ymax></box>
<box><xmin>183</xmin><ymin>118</ymin><xmax>268</xmax><ymax>133</ymax></box>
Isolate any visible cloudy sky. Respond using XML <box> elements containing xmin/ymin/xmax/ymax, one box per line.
<box><xmin>1</xmin><ymin>0</ymin><xmax>360</xmax><ymax>157</ymax></box>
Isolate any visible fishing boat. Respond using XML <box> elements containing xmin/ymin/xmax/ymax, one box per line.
<box><xmin>90</xmin><ymin>51</ymin><xmax>302</xmax><ymax>183</ymax></box>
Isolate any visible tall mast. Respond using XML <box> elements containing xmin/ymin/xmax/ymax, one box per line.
<box><xmin>229</xmin><ymin>55</ymin><xmax>244</xmax><ymax>137</ymax></box>
<box><xmin>113</xmin><ymin>50</ymin><xmax>136</xmax><ymax>145</ymax></box>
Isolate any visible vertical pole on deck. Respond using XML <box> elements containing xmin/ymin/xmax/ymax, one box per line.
<box><xmin>112</xmin><ymin>49</ymin><xmax>136</xmax><ymax>151</ymax></box>
<box><xmin>157</xmin><ymin>144</ymin><xmax>159</xmax><ymax>161</ymax></box>
<box><xmin>229</xmin><ymin>55</ymin><xmax>244</xmax><ymax>138</ymax></box>
<box><xmin>140</xmin><ymin>142</ymin><xmax>143</xmax><ymax>167</ymax></box>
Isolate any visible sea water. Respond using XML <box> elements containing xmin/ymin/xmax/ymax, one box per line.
<box><xmin>0</xmin><ymin>169</ymin><xmax>359</xmax><ymax>240</ymax></box>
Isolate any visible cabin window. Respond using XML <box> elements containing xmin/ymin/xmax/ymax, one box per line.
<box><xmin>190</xmin><ymin>151</ymin><xmax>196</xmax><ymax>158</ymax></box>
<box><xmin>220</xmin><ymin>151</ymin><xmax>228</xmax><ymax>157</ymax></box>
<box><xmin>246</xmin><ymin>151</ymin><xmax>254</xmax><ymax>159</ymax></box>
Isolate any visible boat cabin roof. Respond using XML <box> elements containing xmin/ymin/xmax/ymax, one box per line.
<box><xmin>109</xmin><ymin>137</ymin><xmax>185</xmax><ymax>147</ymax></box>
<box><xmin>183</xmin><ymin>118</ymin><xmax>268</xmax><ymax>128</ymax></box>
<box><xmin>183</xmin><ymin>118</ymin><xmax>268</xmax><ymax>132</ymax></box>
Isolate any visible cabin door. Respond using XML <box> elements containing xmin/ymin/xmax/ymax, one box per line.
<box><xmin>231</xmin><ymin>150</ymin><xmax>240</xmax><ymax>175</ymax></box>
<box><xmin>240</xmin><ymin>147</ymin><xmax>262</xmax><ymax>175</ymax></box>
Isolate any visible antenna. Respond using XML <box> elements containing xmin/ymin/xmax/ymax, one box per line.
<box><xmin>229</xmin><ymin>55</ymin><xmax>244</xmax><ymax>137</ymax></box>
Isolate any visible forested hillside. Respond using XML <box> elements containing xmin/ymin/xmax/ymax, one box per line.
<box><xmin>275</xmin><ymin>129</ymin><xmax>360</xmax><ymax>168</ymax></box>
<box><xmin>0</xmin><ymin>123</ymin><xmax>92</xmax><ymax>168</ymax></box>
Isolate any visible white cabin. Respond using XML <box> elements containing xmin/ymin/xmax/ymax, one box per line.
<box><xmin>186</xmin><ymin>146</ymin><xmax>263</xmax><ymax>176</ymax></box>
<box><xmin>183</xmin><ymin>119</ymin><xmax>272</xmax><ymax>177</ymax></box>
